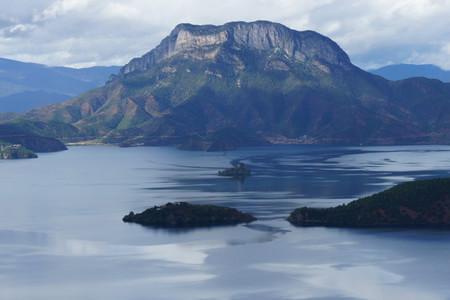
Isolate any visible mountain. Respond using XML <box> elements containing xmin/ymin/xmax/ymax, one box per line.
<box><xmin>288</xmin><ymin>178</ymin><xmax>450</xmax><ymax>228</ymax></box>
<box><xmin>0</xmin><ymin>112</ymin><xmax>20</xmax><ymax>123</ymax></box>
<box><xmin>0</xmin><ymin>91</ymin><xmax>69</xmax><ymax>113</ymax></box>
<box><xmin>0</xmin><ymin>58</ymin><xmax>120</xmax><ymax>112</ymax></box>
<box><xmin>370</xmin><ymin>64</ymin><xmax>450</xmax><ymax>82</ymax></box>
<box><xmin>23</xmin><ymin>21</ymin><xmax>450</xmax><ymax>149</ymax></box>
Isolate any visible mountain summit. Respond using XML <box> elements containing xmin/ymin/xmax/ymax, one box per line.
<box><xmin>26</xmin><ymin>21</ymin><xmax>450</xmax><ymax>150</ymax></box>
<box><xmin>121</xmin><ymin>21</ymin><xmax>351</xmax><ymax>75</ymax></box>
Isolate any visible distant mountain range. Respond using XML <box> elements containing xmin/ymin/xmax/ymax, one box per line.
<box><xmin>370</xmin><ymin>64</ymin><xmax>450</xmax><ymax>82</ymax></box>
<box><xmin>8</xmin><ymin>21</ymin><xmax>450</xmax><ymax>150</ymax></box>
<box><xmin>0</xmin><ymin>58</ymin><xmax>120</xmax><ymax>112</ymax></box>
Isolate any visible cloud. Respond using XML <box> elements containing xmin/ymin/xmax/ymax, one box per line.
<box><xmin>1</xmin><ymin>23</ymin><xmax>37</xmax><ymax>37</ymax></box>
<box><xmin>0</xmin><ymin>0</ymin><xmax>449</xmax><ymax>69</ymax></box>
<box><xmin>32</xmin><ymin>0</ymin><xmax>90</xmax><ymax>22</ymax></box>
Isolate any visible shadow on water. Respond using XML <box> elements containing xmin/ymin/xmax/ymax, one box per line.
<box><xmin>140</xmin><ymin>146</ymin><xmax>450</xmax><ymax>220</ymax></box>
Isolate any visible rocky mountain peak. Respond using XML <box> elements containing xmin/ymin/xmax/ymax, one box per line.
<box><xmin>120</xmin><ymin>21</ymin><xmax>351</xmax><ymax>75</ymax></box>
<box><xmin>25</xmin><ymin>21</ymin><xmax>450</xmax><ymax>151</ymax></box>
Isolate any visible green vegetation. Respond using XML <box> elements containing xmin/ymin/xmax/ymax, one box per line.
<box><xmin>0</xmin><ymin>123</ymin><xmax>67</xmax><ymax>158</ymax></box>
<box><xmin>0</xmin><ymin>143</ymin><xmax>37</xmax><ymax>159</ymax></box>
<box><xmin>7</xmin><ymin>120</ymin><xmax>80</xmax><ymax>141</ymax></box>
<box><xmin>123</xmin><ymin>202</ymin><xmax>256</xmax><ymax>228</ymax></box>
<box><xmin>288</xmin><ymin>178</ymin><xmax>450</xmax><ymax>228</ymax></box>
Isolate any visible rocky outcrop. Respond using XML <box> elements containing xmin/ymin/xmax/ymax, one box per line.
<box><xmin>123</xmin><ymin>202</ymin><xmax>256</xmax><ymax>228</ymax></box>
<box><xmin>121</xmin><ymin>21</ymin><xmax>351</xmax><ymax>75</ymax></box>
<box><xmin>288</xmin><ymin>178</ymin><xmax>450</xmax><ymax>228</ymax></box>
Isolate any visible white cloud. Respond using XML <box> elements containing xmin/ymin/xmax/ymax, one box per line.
<box><xmin>100</xmin><ymin>2</ymin><xmax>141</xmax><ymax>20</ymax></box>
<box><xmin>2</xmin><ymin>23</ymin><xmax>37</xmax><ymax>36</ymax></box>
<box><xmin>32</xmin><ymin>0</ymin><xmax>90</xmax><ymax>22</ymax></box>
<box><xmin>0</xmin><ymin>0</ymin><xmax>449</xmax><ymax>69</ymax></box>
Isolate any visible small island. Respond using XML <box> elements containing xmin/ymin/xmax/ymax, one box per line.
<box><xmin>288</xmin><ymin>178</ymin><xmax>450</xmax><ymax>228</ymax></box>
<box><xmin>123</xmin><ymin>202</ymin><xmax>256</xmax><ymax>228</ymax></box>
<box><xmin>218</xmin><ymin>162</ymin><xmax>251</xmax><ymax>179</ymax></box>
<box><xmin>0</xmin><ymin>143</ymin><xmax>37</xmax><ymax>159</ymax></box>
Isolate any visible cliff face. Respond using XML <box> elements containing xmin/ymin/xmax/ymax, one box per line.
<box><xmin>24</xmin><ymin>21</ymin><xmax>450</xmax><ymax>150</ymax></box>
<box><xmin>121</xmin><ymin>21</ymin><xmax>351</xmax><ymax>75</ymax></box>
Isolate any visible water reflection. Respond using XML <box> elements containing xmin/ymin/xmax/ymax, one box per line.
<box><xmin>2</xmin><ymin>145</ymin><xmax>450</xmax><ymax>299</ymax></box>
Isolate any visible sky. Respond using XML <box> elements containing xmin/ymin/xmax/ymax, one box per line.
<box><xmin>0</xmin><ymin>0</ymin><xmax>449</xmax><ymax>69</ymax></box>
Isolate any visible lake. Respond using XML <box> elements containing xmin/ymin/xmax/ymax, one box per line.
<box><xmin>1</xmin><ymin>145</ymin><xmax>450</xmax><ymax>300</ymax></box>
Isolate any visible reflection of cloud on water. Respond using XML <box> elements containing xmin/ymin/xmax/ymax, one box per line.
<box><xmin>253</xmin><ymin>263</ymin><xmax>440</xmax><ymax>300</ymax></box>
<box><xmin>0</xmin><ymin>230</ymin><xmax>49</xmax><ymax>246</ymax></box>
<box><xmin>376</xmin><ymin>176</ymin><xmax>415</xmax><ymax>183</ymax></box>
<box><xmin>42</xmin><ymin>239</ymin><xmax>226</xmax><ymax>265</ymax></box>
<box><xmin>227</xmin><ymin>223</ymin><xmax>291</xmax><ymax>245</ymax></box>
<box><xmin>296</xmin><ymin>241</ymin><xmax>356</xmax><ymax>251</ymax></box>
<box><xmin>127</xmin><ymin>273</ymin><xmax>216</xmax><ymax>284</ymax></box>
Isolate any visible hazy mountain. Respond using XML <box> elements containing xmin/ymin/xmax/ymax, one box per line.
<box><xmin>0</xmin><ymin>58</ymin><xmax>120</xmax><ymax>112</ymax></box>
<box><xmin>370</xmin><ymin>64</ymin><xmax>450</xmax><ymax>82</ymax></box>
<box><xmin>23</xmin><ymin>21</ymin><xmax>450</xmax><ymax>150</ymax></box>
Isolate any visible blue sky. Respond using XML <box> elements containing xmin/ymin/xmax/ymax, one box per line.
<box><xmin>0</xmin><ymin>0</ymin><xmax>449</xmax><ymax>69</ymax></box>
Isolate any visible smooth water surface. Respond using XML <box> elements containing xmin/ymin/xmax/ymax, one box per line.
<box><xmin>1</xmin><ymin>145</ymin><xmax>450</xmax><ymax>300</ymax></box>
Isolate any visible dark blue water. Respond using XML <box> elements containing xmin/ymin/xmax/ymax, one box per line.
<box><xmin>1</xmin><ymin>145</ymin><xmax>450</xmax><ymax>300</ymax></box>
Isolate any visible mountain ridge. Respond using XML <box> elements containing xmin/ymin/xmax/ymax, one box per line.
<box><xmin>370</xmin><ymin>63</ymin><xmax>450</xmax><ymax>82</ymax></box>
<box><xmin>121</xmin><ymin>20</ymin><xmax>351</xmax><ymax>75</ymax></box>
<box><xmin>0</xmin><ymin>57</ymin><xmax>120</xmax><ymax>112</ymax></box>
<box><xmin>20</xmin><ymin>21</ymin><xmax>450</xmax><ymax>150</ymax></box>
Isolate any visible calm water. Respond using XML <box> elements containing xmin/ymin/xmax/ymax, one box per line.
<box><xmin>1</xmin><ymin>145</ymin><xmax>450</xmax><ymax>300</ymax></box>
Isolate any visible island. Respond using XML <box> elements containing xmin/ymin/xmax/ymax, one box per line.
<box><xmin>0</xmin><ymin>143</ymin><xmax>37</xmax><ymax>159</ymax></box>
<box><xmin>218</xmin><ymin>162</ymin><xmax>251</xmax><ymax>179</ymax></box>
<box><xmin>288</xmin><ymin>178</ymin><xmax>450</xmax><ymax>228</ymax></box>
<box><xmin>123</xmin><ymin>202</ymin><xmax>256</xmax><ymax>228</ymax></box>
